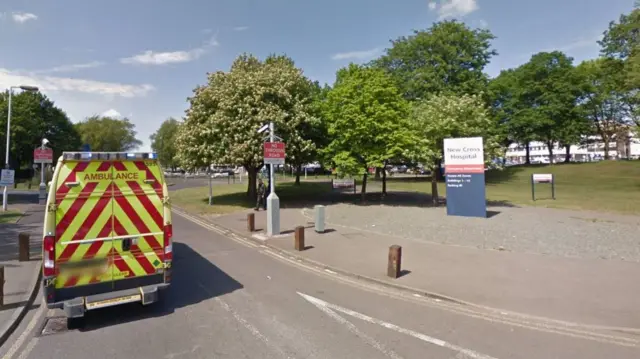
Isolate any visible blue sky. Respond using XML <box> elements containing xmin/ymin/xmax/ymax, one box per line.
<box><xmin>0</xmin><ymin>0</ymin><xmax>635</xmax><ymax>151</ymax></box>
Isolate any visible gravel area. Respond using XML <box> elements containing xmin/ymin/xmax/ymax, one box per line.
<box><xmin>304</xmin><ymin>203</ymin><xmax>640</xmax><ymax>262</ymax></box>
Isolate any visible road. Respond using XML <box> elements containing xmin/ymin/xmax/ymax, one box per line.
<box><xmin>1</xmin><ymin>212</ymin><xmax>639</xmax><ymax>359</ymax></box>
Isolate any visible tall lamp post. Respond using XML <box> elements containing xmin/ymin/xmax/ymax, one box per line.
<box><xmin>3</xmin><ymin>85</ymin><xmax>39</xmax><ymax>211</ymax></box>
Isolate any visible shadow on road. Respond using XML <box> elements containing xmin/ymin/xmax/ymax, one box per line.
<box><xmin>78</xmin><ymin>241</ymin><xmax>243</xmax><ymax>331</ymax></box>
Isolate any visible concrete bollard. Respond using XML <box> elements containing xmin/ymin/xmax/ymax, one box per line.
<box><xmin>0</xmin><ymin>265</ymin><xmax>4</xmax><ymax>308</ymax></box>
<box><xmin>314</xmin><ymin>205</ymin><xmax>326</xmax><ymax>233</ymax></box>
<box><xmin>19</xmin><ymin>233</ymin><xmax>30</xmax><ymax>262</ymax></box>
<box><xmin>387</xmin><ymin>245</ymin><xmax>402</xmax><ymax>279</ymax></box>
<box><xmin>294</xmin><ymin>226</ymin><xmax>305</xmax><ymax>251</ymax></box>
<box><xmin>247</xmin><ymin>213</ymin><xmax>255</xmax><ymax>232</ymax></box>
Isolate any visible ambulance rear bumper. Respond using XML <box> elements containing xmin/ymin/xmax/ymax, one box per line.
<box><xmin>44</xmin><ymin>273</ymin><xmax>170</xmax><ymax>316</ymax></box>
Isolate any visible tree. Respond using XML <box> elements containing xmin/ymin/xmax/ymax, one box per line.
<box><xmin>411</xmin><ymin>94</ymin><xmax>494</xmax><ymax>205</ymax></box>
<box><xmin>176</xmin><ymin>54</ymin><xmax>317</xmax><ymax>200</ymax></box>
<box><xmin>488</xmin><ymin>69</ymin><xmax>526</xmax><ymax>163</ymax></box>
<box><xmin>514</xmin><ymin>52</ymin><xmax>585</xmax><ymax>163</ymax></box>
<box><xmin>323</xmin><ymin>64</ymin><xmax>412</xmax><ymax>200</ymax></box>
<box><xmin>0</xmin><ymin>91</ymin><xmax>81</xmax><ymax>171</ymax></box>
<box><xmin>150</xmin><ymin>118</ymin><xmax>181</xmax><ymax>170</ymax></box>
<box><xmin>600</xmin><ymin>8</ymin><xmax>640</xmax><ymax>127</ymax></box>
<box><xmin>373</xmin><ymin>20</ymin><xmax>497</xmax><ymax>100</ymax></box>
<box><xmin>576</xmin><ymin>58</ymin><xmax>633</xmax><ymax>159</ymax></box>
<box><xmin>75</xmin><ymin>116</ymin><xmax>142</xmax><ymax>152</ymax></box>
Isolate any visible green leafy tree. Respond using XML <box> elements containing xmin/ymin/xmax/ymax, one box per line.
<box><xmin>515</xmin><ymin>51</ymin><xmax>585</xmax><ymax>163</ymax></box>
<box><xmin>373</xmin><ymin>20</ymin><xmax>497</xmax><ymax>100</ymax></box>
<box><xmin>576</xmin><ymin>58</ymin><xmax>633</xmax><ymax>159</ymax></box>
<box><xmin>75</xmin><ymin>116</ymin><xmax>142</xmax><ymax>152</ymax></box>
<box><xmin>411</xmin><ymin>94</ymin><xmax>494</xmax><ymax>205</ymax></box>
<box><xmin>600</xmin><ymin>8</ymin><xmax>640</xmax><ymax>127</ymax></box>
<box><xmin>0</xmin><ymin>91</ymin><xmax>81</xmax><ymax>171</ymax></box>
<box><xmin>323</xmin><ymin>64</ymin><xmax>412</xmax><ymax>200</ymax></box>
<box><xmin>150</xmin><ymin>118</ymin><xmax>181</xmax><ymax>170</ymax></box>
<box><xmin>176</xmin><ymin>54</ymin><xmax>317</xmax><ymax>199</ymax></box>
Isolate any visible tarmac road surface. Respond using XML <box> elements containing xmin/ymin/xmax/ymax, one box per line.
<box><xmin>1</xmin><ymin>212</ymin><xmax>638</xmax><ymax>359</ymax></box>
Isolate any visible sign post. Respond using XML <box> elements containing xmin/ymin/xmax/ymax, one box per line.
<box><xmin>34</xmin><ymin>144</ymin><xmax>53</xmax><ymax>204</ymax></box>
<box><xmin>443</xmin><ymin>137</ymin><xmax>487</xmax><ymax>218</ymax></box>
<box><xmin>531</xmin><ymin>174</ymin><xmax>555</xmax><ymax>201</ymax></box>
<box><xmin>260</xmin><ymin>122</ymin><xmax>285</xmax><ymax>236</ymax></box>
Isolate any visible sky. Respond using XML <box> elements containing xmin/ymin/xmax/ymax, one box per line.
<box><xmin>0</xmin><ymin>0</ymin><xmax>636</xmax><ymax>151</ymax></box>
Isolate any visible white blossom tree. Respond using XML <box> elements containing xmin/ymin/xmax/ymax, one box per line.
<box><xmin>175</xmin><ymin>54</ymin><xmax>318</xmax><ymax>199</ymax></box>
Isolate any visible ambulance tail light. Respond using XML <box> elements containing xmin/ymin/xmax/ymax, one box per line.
<box><xmin>163</xmin><ymin>224</ymin><xmax>173</xmax><ymax>261</ymax></box>
<box><xmin>43</xmin><ymin>235</ymin><xmax>56</xmax><ymax>277</ymax></box>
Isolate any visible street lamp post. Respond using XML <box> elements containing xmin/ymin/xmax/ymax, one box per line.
<box><xmin>3</xmin><ymin>85</ymin><xmax>39</xmax><ymax>211</ymax></box>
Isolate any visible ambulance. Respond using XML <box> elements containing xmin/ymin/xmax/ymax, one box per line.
<box><xmin>42</xmin><ymin>152</ymin><xmax>173</xmax><ymax>322</ymax></box>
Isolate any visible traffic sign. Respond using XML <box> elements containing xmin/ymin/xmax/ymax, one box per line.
<box><xmin>34</xmin><ymin>147</ymin><xmax>54</xmax><ymax>164</ymax></box>
<box><xmin>0</xmin><ymin>169</ymin><xmax>15</xmax><ymax>186</ymax></box>
<box><xmin>263</xmin><ymin>142</ymin><xmax>285</xmax><ymax>165</ymax></box>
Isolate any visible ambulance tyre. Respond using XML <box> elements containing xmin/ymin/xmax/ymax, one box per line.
<box><xmin>67</xmin><ymin>316</ymin><xmax>85</xmax><ymax>330</ymax></box>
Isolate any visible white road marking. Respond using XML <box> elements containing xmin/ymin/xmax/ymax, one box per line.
<box><xmin>2</xmin><ymin>305</ymin><xmax>45</xmax><ymax>359</ymax></box>
<box><xmin>196</xmin><ymin>282</ymin><xmax>295</xmax><ymax>359</ymax></box>
<box><xmin>301</xmin><ymin>293</ymin><xmax>404</xmax><ymax>358</ymax></box>
<box><xmin>298</xmin><ymin>292</ymin><xmax>499</xmax><ymax>359</ymax></box>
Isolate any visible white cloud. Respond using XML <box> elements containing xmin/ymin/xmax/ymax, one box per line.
<box><xmin>331</xmin><ymin>47</ymin><xmax>383</xmax><ymax>61</ymax></box>
<box><xmin>33</xmin><ymin>61</ymin><xmax>105</xmax><ymax>74</ymax></box>
<box><xmin>429</xmin><ymin>0</ymin><xmax>479</xmax><ymax>20</ymax></box>
<box><xmin>478</xmin><ymin>19</ymin><xmax>489</xmax><ymax>28</ymax></box>
<box><xmin>11</xmin><ymin>12</ymin><xmax>38</xmax><ymax>23</ymax></box>
<box><xmin>120</xmin><ymin>36</ymin><xmax>219</xmax><ymax>66</ymax></box>
<box><xmin>233</xmin><ymin>26</ymin><xmax>249</xmax><ymax>31</ymax></box>
<box><xmin>0</xmin><ymin>68</ymin><xmax>155</xmax><ymax>98</ymax></box>
<box><xmin>101</xmin><ymin>109</ymin><xmax>122</xmax><ymax>118</ymax></box>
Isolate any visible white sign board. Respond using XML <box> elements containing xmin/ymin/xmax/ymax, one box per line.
<box><xmin>532</xmin><ymin>174</ymin><xmax>553</xmax><ymax>183</ymax></box>
<box><xmin>0</xmin><ymin>169</ymin><xmax>15</xmax><ymax>186</ymax></box>
<box><xmin>443</xmin><ymin>137</ymin><xmax>484</xmax><ymax>174</ymax></box>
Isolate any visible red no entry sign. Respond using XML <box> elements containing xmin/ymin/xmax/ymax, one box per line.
<box><xmin>34</xmin><ymin>148</ymin><xmax>53</xmax><ymax>164</ymax></box>
<box><xmin>263</xmin><ymin>142</ymin><xmax>285</xmax><ymax>165</ymax></box>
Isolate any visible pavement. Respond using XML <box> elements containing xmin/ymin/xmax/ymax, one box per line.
<box><xmin>2</xmin><ymin>210</ymin><xmax>638</xmax><ymax>359</ymax></box>
<box><xmin>0</xmin><ymin>206</ymin><xmax>43</xmax><ymax>347</ymax></box>
<box><xmin>212</xmin><ymin>206</ymin><xmax>640</xmax><ymax>329</ymax></box>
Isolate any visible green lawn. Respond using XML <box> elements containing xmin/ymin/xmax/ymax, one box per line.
<box><xmin>384</xmin><ymin>161</ymin><xmax>640</xmax><ymax>214</ymax></box>
<box><xmin>172</xmin><ymin>161</ymin><xmax>640</xmax><ymax>215</ymax></box>
<box><xmin>171</xmin><ymin>181</ymin><xmax>336</xmax><ymax>215</ymax></box>
<box><xmin>0</xmin><ymin>210</ymin><xmax>24</xmax><ymax>223</ymax></box>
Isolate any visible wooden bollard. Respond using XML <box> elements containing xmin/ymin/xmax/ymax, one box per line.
<box><xmin>387</xmin><ymin>245</ymin><xmax>402</xmax><ymax>278</ymax></box>
<box><xmin>294</xmin><ymin>226</ymin><xmax>305</xmax><ymax>251</ymax></box>
<box><xmin>19</xmin><ymin>233</ymin><xmax>30</xmax><ymax>262</ymax></box>
<box><xmin>247</xmin><ymin>213</ymin><xmax>255</xmax><ymax>232</ymax></box>
<box><xmin>0</xmin><ymin>266</ymin><xmax>4</xmax><ymax>308</ymax></box>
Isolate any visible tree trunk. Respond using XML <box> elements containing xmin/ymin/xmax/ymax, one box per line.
<box><xmin>603</xmin><ymin>138</ymin><xmax>610</xmax><ymax>160</ymax></box>
<box><xmin>547</xmin><ymin>141</ymin><xmax>554</xmax><ymax>164</ymax></box>
<box><xmin>246</xmin><ymin>166</ymin><xmax>258</xmax><ymax>200</ymax></box>
<box><xmin>295</xmin><ymin>164</ymin><xmax>302</xmax><ymax>185</ymax></box>
<box><xmin>431</xmin><ymin>168</ymin><xmax>439</xmax><ymax>206</ymax></box>
<box><xmin>360</xmin><ymin>172</ymin><xmax>368</xmax><ymax>202</ymax></box>
<box><xmin>564</xmin><ymin>145</ymin><xmax>571</xmax><ymax>163</ymax></box>
<box><xmin>435</xmin><ymin>159</ymin><xmax>444</xmax><ymax>181</ymax></box>
<box><xmin>382</xmin><ymin>164</ymin><xmax>387</xmax><ymax>197</ymax></box>
<box><xmin>525</xmin><ymin>143</ymin><xmax>531</xmax><ymax>165</ymax></box>
<box><xmin>375</xmin><ymin>167</ymin><xmax>381</xmax><ymax>180</ymax></box>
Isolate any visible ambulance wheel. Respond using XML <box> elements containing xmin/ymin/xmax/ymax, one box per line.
<box><xmin>67</xmin><ymin>316</ymin><xmax>85</xmax><ymax>330</ymax></box>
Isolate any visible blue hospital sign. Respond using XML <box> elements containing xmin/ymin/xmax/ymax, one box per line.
<box><xmin>444</xmin><ymin>137</ymin><xmax>487</xmax><ymax>218</ymax></box>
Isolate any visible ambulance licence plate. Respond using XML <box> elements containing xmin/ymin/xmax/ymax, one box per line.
<box><xmin>85</xmin><ymin>294</ymin><xmax>142</xmax><ymax>310</ymax></box>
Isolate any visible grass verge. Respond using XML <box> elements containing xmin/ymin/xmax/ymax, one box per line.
<box><xmin>0</xmin><ymin>211</ymin><xmax>24</xmax><ymax>224</ymax></box>
<box><xmin>383</xmin><ymin>161</ymin><xmax>640</xmax><ymax>214</ymax></box>
<box><xmin>171</xmin><ymin>181</ymin><xmax>336</xmax><ymax>215</ymax></box>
